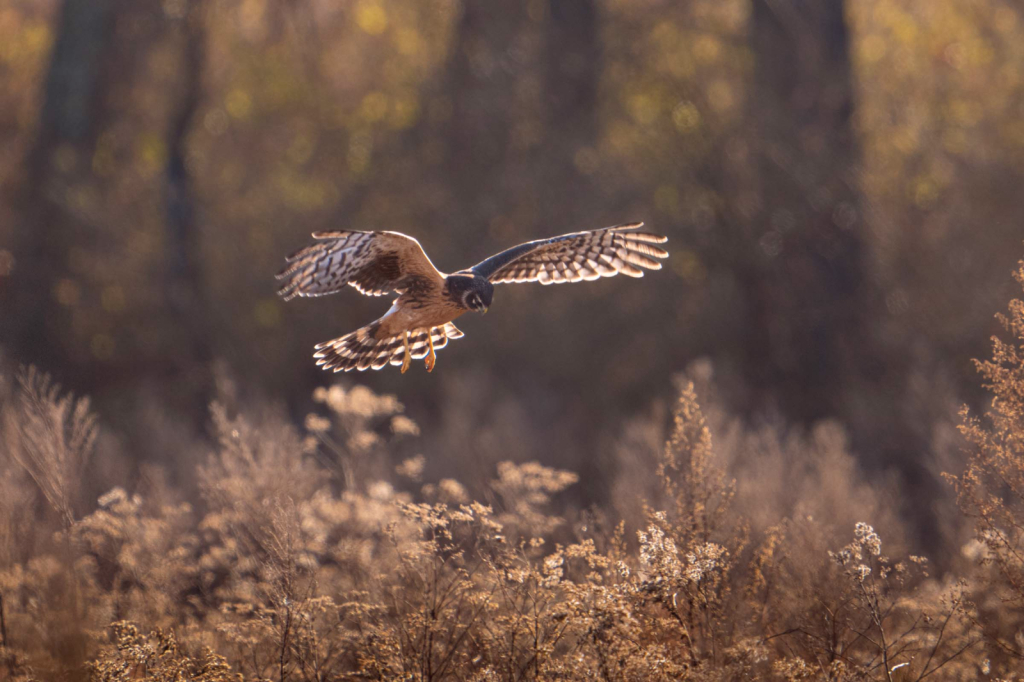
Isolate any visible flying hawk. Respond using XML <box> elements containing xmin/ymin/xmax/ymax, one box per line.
<box><xmin>277</xmin><ymin>222</ymin><xmax>669</xmax><ymax>373</ymax></box>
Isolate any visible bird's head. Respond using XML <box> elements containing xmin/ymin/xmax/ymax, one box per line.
<box><xmin>447</xmin><ymin>272</ymin><xmax>493</xmax><ymax>314</ymax></box>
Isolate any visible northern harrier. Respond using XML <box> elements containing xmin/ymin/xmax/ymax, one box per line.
<box><xmin>277</xmin><ymin>222</ymin><xmax>669</xmax><ymax>373</ymax></box>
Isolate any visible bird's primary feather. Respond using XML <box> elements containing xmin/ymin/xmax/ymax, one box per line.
<box><xmin>276</xmin><ymin>230</ymin><xmax>445</xmax><ymax>300</ymax></box>
<box><xmin>470</xmin><ymin>222</ymin><xmax>668</xmax><ymax>284</ymax></box>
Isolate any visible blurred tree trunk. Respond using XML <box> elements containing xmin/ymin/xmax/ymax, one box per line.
<box><xmin>3</xmin><ymin>0</ymin><xmax>117</xmax><ymax>381</ymax></box>
<box><xmin>439</xmin><ymin>0</ymin><xmax>536</xmax><ymax>263</ymax></box>
<box><xmin>441</xmin><ymin>0</ymin><xmax>603</xmax><ymax>252</ymax></box>
<box><xmin>536</xmin><ymin>0</ymin><xmax>600</xmax><ymax>226</ymax></box>
<box><xmin>438</xmin><ymin>0</ymin><xmax>601</xmax><ymax>239</ymax></box>
<box><xmin>544</xmin><ymin>0</ymin><xmax>599</xmax><ymax>147</ymax></box>
<box><xmin>349</xmin><ymin>0</ymin><xmax>601</xmax><ymax>247</ymax></box>
<box><xmin>339</xmin><ymin>0</ymin><xmax>537</xmax><ymax>268</ymax></box>
<box><xmin>163</xmin><ymin>0</ymin><xmax>213</xmax><ymax>413</ymax></box>
<box><xmin>737</xmin><ymin>0</ymin><xmax>870</xmax><ymax>423</ymax></box>
<box><xmin>2</xmin><ymin>0</ymin><xmax>212</xmax><ymax>420</ymax></box>
<box><xmin>742</xmin><ymin>0</ymin><xmax>941</xmax><ymax>549</ymax></box>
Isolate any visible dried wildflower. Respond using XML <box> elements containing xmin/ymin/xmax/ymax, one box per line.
<box><xmin>438</xmin><ymin>478</ymin><xmax>468</xmax><ymax>503</ymax></box>
<box><xmin>829</xmin><ymin>547</ymin><xmax>853</xmax><ymax>566</ymax></box>
<box><xmin>315</xmin><ymin>384</ymin><xmax>403</xmax><ymax>419</ymax></box>
<box><xmin>685</xmin><ymin>542</ymin><xmax>726</xmax><ymax>583</ymax></box>
<box><xmin>304</xmin><ymin>413</ymin><xmax>332</xmax><ymax>433</ymax></box>
<box><xmin>88</xmin><ymin>621</ymin><xmax>237</xmax><ymax>681</ymax></box>
<box><xmin>854</xmin><ymin>521</ymin><xmax>882</xmax><ymax>556</ymax></box>
<box><xmin>0</xmin><ymin>364</ymin><xmax>998</xmax><ymax>680</ymax></box>
<box><xmin>368</xmin><ymin>480</ymin><xmax>394</xmax><ymax>501</ymax></box>
<box><xmin>97</xmin><ymin>487</ymin><xmax>128</xmax><ymax>509</ymax></box>
<box><xmin>638</xmin><ymin>524</ymin><xmax>681</xmax><ymax>579</ymax></box>
<box><xmin>5</xmin><ymin>367</ymin><xmax>97</xmax><ymax>528</ymax></box>
<box><xmin>390</xmin><ymin>415</ymin><xmax>420</xmax><ymax>436</ymax></box>
<box><xmin>391</xmin><ymin>454</ymin><xmax>423</xmax><ymax>481</ymax></box>
<box><xmin>350</xmin><ymin>431</ymin><xmax>380</xmax><ymax>451</ymax></box>
<box><xmin>396</xmin><ymin>455</ymin><xmax>426</xmax><ymax>480</ymax></box>
<box><xmin>542</xmin><ymin>553</ymin><xmax>565</xmax><ymax>584</ymax></box>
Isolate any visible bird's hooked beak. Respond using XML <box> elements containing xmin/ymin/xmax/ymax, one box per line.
<box><xmin>482</xmin><ymin>306</ymin><xmax>489</xmax><ymax>315</ymax></box>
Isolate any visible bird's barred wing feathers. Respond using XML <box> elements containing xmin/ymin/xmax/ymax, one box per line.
<box><xmin>314</xmin><ymin>322</ymin><xmax>465</xmax><ymax>372</ymax></box>
<box><xmin>276</xmin><ymin>230</ymin><xmax>444</xmax><ymax>300</ymax></box>
<box><xmin>470</xmin><ymin>222</ymin><xmax>668</xmax><ymax>285</ymax></box>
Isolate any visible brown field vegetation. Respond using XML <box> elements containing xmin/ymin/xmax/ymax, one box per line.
<box><xmin>0</xmin><ymin>262</ymin><xmax>1022</xmax><ymax>681</ymax></box>
<box><xmin>8</xmin><ymin>1</ymin><xmax>1024</xmax><ymax>679</ymax></box>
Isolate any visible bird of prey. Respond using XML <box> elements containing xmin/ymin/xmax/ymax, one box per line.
<box><xmin>277</xmin><ymin>222</ymin><xmax>669</xmax><ymax>373</ymax></box>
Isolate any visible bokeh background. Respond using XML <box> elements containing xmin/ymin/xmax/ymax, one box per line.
<box><xmin>2</xmin><ymin>0</ymin><xmax>1023</xmax><ymax>546</ymax></box>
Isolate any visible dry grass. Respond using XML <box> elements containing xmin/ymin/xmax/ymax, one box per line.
<box><xmin>4</xmin><ymin>263</ymin><xmax>1024</xmax><ymax>680</ymax></box>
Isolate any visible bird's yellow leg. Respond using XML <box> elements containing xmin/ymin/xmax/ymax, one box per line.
<box><xmin>400</xmin><ymin>331</ymin><xmax>411</xmax><ymax>374</ymax></box>
<box><xmin>425</xmin><ymin>332</ymin><xmax>436</xmax><ymax>372</ymax></box>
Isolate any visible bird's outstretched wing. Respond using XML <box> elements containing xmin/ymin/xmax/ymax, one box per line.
<box><xmin>277</xmin><ymin>231</ymin><xmax>445</xmax><ymax>300</ymax></box>
<box><xmin>469</xmin><ymin>222</ymin><xmax>668</xmax><ymax>284</ymax></box>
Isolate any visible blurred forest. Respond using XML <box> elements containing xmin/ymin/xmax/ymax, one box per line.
<box><xmin>3</xmin><ymin>0</ymin><xmax>1024</xmax><ymax>679</ymax></box>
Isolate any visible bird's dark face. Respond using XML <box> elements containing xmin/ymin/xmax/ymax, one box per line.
<box><xmin>447</xmin><ymin>273</ymin><xmax>493</xmax><ymax>314</ymax></box>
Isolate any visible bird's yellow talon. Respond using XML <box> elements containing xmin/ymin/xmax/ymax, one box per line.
<box><xmin>425</xmin><ymin>333</ymin><xmax>436</xmax><ymax>372</ymax></box>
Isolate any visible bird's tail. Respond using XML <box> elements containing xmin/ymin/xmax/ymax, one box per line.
<box><xmin>313</xmin><ymin>321</ymin><xmax>465</xmax><ymax>372</ymax></box>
